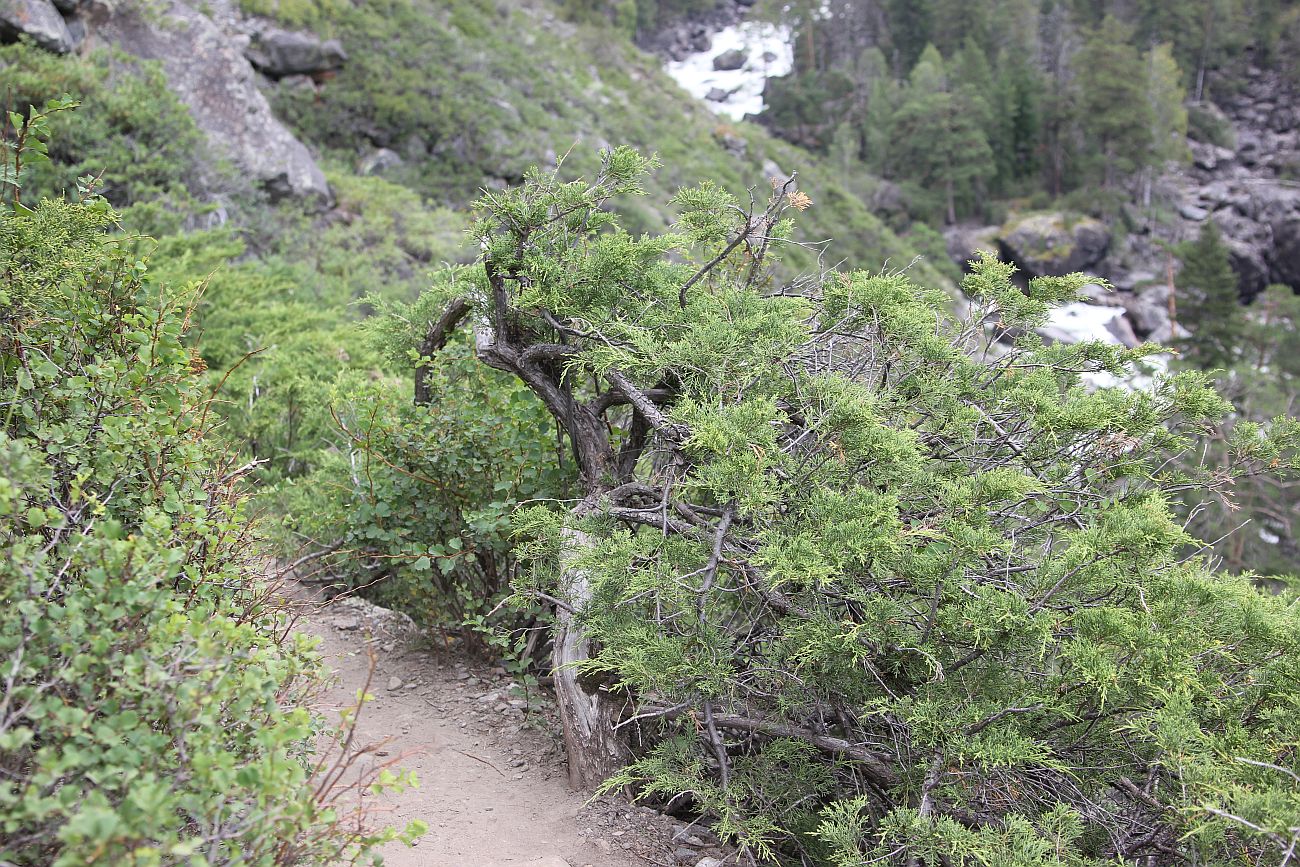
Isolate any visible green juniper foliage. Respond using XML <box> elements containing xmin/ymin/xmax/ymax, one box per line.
<box><xmin>0</xmin><ymin>109</ymin><xmax>422</xmax><ymax>865</ymax></box>
<box><xmin>411</xmin><ymin>149</ymin><xmax>1300</xmax><ymax>865</ymax></box>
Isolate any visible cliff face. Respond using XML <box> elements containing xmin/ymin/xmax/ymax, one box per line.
<box><xmin>1173</xmin><ymin>68</ymin><xmax>1300</xmax><ymax>297</ymax></box>
<box><xmin>0</xmin><ymin>0</ymin><xmax>339</xmax><ymax>206</ymax></box>
<box><xmin>938</xmin><ymin>68</ymin><xmax>1299</xmax><ymax>349</ymax></box>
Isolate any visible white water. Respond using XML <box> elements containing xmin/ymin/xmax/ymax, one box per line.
<box><xmin>1040</xmin><ymin>302</ymin><xmax>1169</xmax><ymax>390</ymax></box>
<box><xmin>664</xmin><ymin>21</ymin><xmax>794</xmax><ymax>120</ymax></box>
<box><xmin>1045</xmin><ymin>302</ymin><xmax>1125</xmax><ymax>345</ymax></box>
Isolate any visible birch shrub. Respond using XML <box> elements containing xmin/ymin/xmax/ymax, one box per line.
<box><xmin>409</xmin><ymin>149</ymin><xmax>1300</xmax><ymax>865</ymax></box>
<box><xmin>0</xmin><ymin>106</ymin><xmax>418</xmax><ymax>865</ymax></box>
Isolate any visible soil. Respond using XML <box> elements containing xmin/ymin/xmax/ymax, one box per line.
<box><xmin>290</xmin><ymin>587</ymin><xmax>731</xmax><ymax>867</ymax></box>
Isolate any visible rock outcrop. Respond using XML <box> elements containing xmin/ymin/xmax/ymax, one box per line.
<box><xmin>1148</xmin><ymin>67</ymin><xmax>1300</xmax><ymax>298</ymax></box>
<box><xmin>0</xmin><ymin>0</ymin><xmax>334</xmax><ymax>207</ymax></box>
<box><xmin>996</xmin><ymin>212</ymin><xmax>1111</xmax><ymax>278</ymax></box>
<box><xmin>712</xmin><ymin>47</ymin><xmax>747</xmax><ymax>70</ymax></box>
<box><xmin>244</xmin><ymin>26</ymin><xmax>346</xmax><ymax>78</ymax></box>
<box><xmin>945</xmin><ymin>65</ymin><xmax>1299</xmax><ymax>353</ymax></box>
<box><xmin>641</xmin><ymin>0</ymin><xmax>752</xmax><ymax>62</ymax></box>
<box><xmin>90</xmin><ymin>0</ymin><xmax>332</xmax><ymax>206</ymax></box>
<box><xmin>0</xmin><ymin>0</ymin><xmax>76</xmax><ymax>53</ymax></box>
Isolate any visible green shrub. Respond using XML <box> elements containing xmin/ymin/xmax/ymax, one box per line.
<box><xmin>278</xmin><ymin>330</ymin><xmax>572</xmax><ymax>650</ymax></box>
<box><xmin>434</xmin><ymin>151</ymin><xmax>1300</xmax><ymax>864</ymax></box>
<box><xmin>0</xmin><ymin>110</ymin><xmax>418</xmax><ymax>865</ymax></box>
<box><xmin>1186</xmin><ymin>101</ymin><xmax>1237</xmax><ymax>149</ymax></box>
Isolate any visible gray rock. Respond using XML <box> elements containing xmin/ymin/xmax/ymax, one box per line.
<box><xmin>0</xmin><ymin>0</ymin><xmax>75</xmax><ymax>53</ymax></box>
<box><xmin>867</xmin><ymin>178</ymin><xmax>907</xmax><ymax>220</ymax></box>
<box><xmin>714</xmin><ymin>129</ymin><xmax>746</xmax><ymax>157</ymax></box>
<box><xmin>713</xmin><ymin>48</ymin><xmax>747</xmax><ymax>71</ymax></box>
<box><xmin>1079</xmin><ymin>282</ymin><xmax>1124</xmax><ymax>307</ymax></box>
<box><xmin>1122</xmin><ymin>285</ymin><xmax>1172</xmax><ymax>338</ymax></box>
<box><xmin>944</xmin><ymin>223</ymin><xmax>1001</xmax><ymax>271</ymax></box>
<box><xmin>1272</xmin><ymin>105</ymin><xmax>1296</xmax><ymax>134</ymax></box>
<box><xmin>762</xmin><ymin>158</ymin><xmax>790</xmax><ymax>187</ymax></box>
<box><xmin>1197</xmin><ymin>181</ymin><xmax>1232</xmax><ymax>208</ymax></box>
<box><xmin>1272</xmin><ymin>214</ymin><xmax>1300</xmax><ymax>289</ymax></box>
<box><xmin>705</xmin><ymin>87</ymin><xmax>730</xmax><ymax>102</ymax></box>
<box><xmin>386</xmin><ymin>676</ymin><xmax>403</xmax><ymax>691</ymax></box>
<box><xmin>278</xmin><ymin>73</ymin><xmax>318</xmax><ymax>93</ymax></box>
<box><xmin>695</xmin><ymin>859</ymin><xmax>725</xmax><ymax>867</ymax></box>
<box><xmin>1223</xmin><ymin>235</ymin><xmax>1271</xmax><ymax>299</ymax></box>
<box><xmin>998</xmin><ymin>212</ymin><xmax>1111</xmax><ymax>277</ymax></box>
<box><xmin>1104</xmin><ymin>312</ymin><xmax>1141</xmax><ymax>348</ymax></box>
<box><xmin>245</xmin><ymin>26</ymin><xmax>347</xmax><ymax>78</ymax></box>
<box><xmin>358</xmin><ymin>147</ymin><xmax>403</xmax><ymax>175</ymax></box>
<box><xmin>1235</xmin><ymin>129</ymin><xmax>1262</xmax><ymax>166</ymax></box>
<box><xmin>1109</xmin><ymin>269</ymin><xmax>1158</xmax><ymax>292</ymax></box>
<box><xmin>332</xmin><ymin>615</ymin><xmax>360</xmax><ymax>631</ymax></box>
<box><xmin>1191</xmin><ymin>141</ymin><xmax>1235</xmax><ymax>172</ymax></box>
<box><xmin>1180</xmin><ymin>204</ymin><xmax>1209</xmax><ymax>221</ymax></box>
<box><xmin>97</xmin><ymin>0</ymin><xmax>332</xmax><ymax>207</ymax></box>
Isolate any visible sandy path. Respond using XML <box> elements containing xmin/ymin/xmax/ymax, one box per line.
<box><xmin>293</xmin><ymin>593</ymin><xmax>650</xmax><ymax>867</ymax></box>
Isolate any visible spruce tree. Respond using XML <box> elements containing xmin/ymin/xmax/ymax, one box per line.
<box><xmin>1178</xmin><ymin>221</ymin><xmax>1245</xmax><ymax>370</ymax></box>
<box><xmin>886</xmin><ymin>0</ymin><xmax>935</xmax><ymax>72</ymax></box>
<box><xmin>1141</xmin><ymin>42</ymin><xmax>1189</xmax><ymax>204</ymax></box>
<box><xmin>990</xmin><ymin>51</ymin><xmax>1044</xmax><ymax>194</ymax></box>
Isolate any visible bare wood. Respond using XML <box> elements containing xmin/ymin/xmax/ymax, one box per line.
<box><xmin>552</xmin><ymin>525</ymin><xmax>633</xmax><ymax>790</ymax></box>
<box><xmin>414</xmin><ymin>296</ymin><xmax>472</xmax><ymax>405</ymax></box>
<box><xmin>642</xmin><ymin>704</ymin><xmax>897</xmax><ymax>787</ymax></box>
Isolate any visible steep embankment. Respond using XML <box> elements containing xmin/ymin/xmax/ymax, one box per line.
<box><xmin>229</xmin><ymin>0</ymin><xmax>946</xmax><ymax>284</ymax></box>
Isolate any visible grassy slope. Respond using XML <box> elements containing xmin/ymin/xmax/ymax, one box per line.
<box><xmin>252</xmin><ymin>0</ymin><xmax>945</xmax><ymax>285</ymax></box>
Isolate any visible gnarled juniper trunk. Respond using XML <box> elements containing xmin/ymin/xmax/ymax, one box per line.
<box><xmin>553</xmin><ymin>525</ymin><xmax>632</xmax><ymax>789</ymax></box>
<box><xmin>411</xmin><ymin>150</ymin><xmax>795</xmax><ymax>790</ymax></box>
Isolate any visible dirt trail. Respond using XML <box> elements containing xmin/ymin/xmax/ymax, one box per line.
<box><xmin>292</xmin><ymin>590</ymin><xmax>682</xmax><ymax>867</ymax></box>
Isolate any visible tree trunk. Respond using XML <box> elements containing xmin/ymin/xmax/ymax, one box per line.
<box><xmin>552</xmin><ymin>525</ymin><xmax>631</xmax><ymax>790</ymax></box>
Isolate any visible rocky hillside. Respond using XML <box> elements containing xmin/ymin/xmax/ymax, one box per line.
<box><xmin>941</xmin><ymin>68</ymin><xmax>1299</xmax><ymax>350</ymax></box>
<box><xmin>0</xmin><ymin>0</ymin><xmax>948</xmax><ymax>288</ymax></box>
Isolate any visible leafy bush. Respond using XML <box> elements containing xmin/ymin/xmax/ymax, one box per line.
<box><xmin>0</xmin><ymin>109</ymin><xmax>417</xmax><ymax>865</ymax></box>
<box><xmin>280</xmin><ymin>326</ymin><xmax>572</xmax><ymax>651</ymax></box>
<box><xmin>432</xmin><ymin>150</ymin><xmax>1300</xmax><ymax>864</ymax></box>
<box><xmin>1186</xmin><ymin>101</ymin><xmax>1237</xmax><ymax>149</ymax></box>
<box><xmin>135</xmin><ymin>171</ymin><xmax>468</xmax><ymax>483</ymax></box>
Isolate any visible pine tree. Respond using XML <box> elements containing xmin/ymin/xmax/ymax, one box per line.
<box><xmin>990</xmin><ymin>51</ymin><xmax>1044</xmax><ymax>194</ymax></box>
<box><xmin>1039</xmin><ymin>0</ymin><xmax>1079</xmax><ymax>195</ymax></box>
<box><xmin>886</xmin><ymin>0</ymin><xmax>934</xmax><ymax>73</ymax></box>
<box><xmin>862</xmin><ymin>62</ymin><xmax>900</xmax><ymax>178</ymax></box>
<box><xmin>1074</xmin><ymin>16</ymin><xmax>1154</xmax><ymax>188</ymax></box>
<box><xmin>1178</xmin><ymin>221</ymin><xmax>1245</xmax><ymax>370</ymax></box>
<box><xmin>1145</xmin><ymin>42</ymin><xmax>1189</xmax><ymax>174</ymax></box>
<box><xmin>891</xmin><ymin>45</ymin><xmax>995</xmax><ymax>223</ymax></box>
